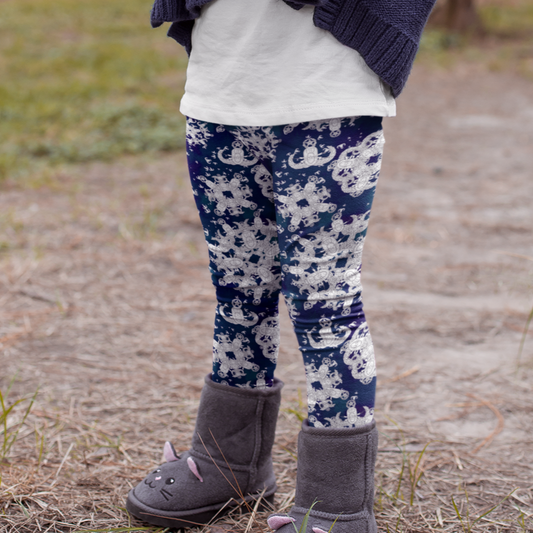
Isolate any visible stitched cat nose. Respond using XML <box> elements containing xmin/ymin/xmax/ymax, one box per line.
<box><xmin>155</xmin><ymin>476</ymin><xmax>162</xmax><ymax>481</ymax></box>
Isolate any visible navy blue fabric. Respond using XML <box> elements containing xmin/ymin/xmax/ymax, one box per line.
<box><xmin>185</xmin><ymin>116</ymin><xmax>383</xmax><ymax>428</ymax></box>
<box><xmin>150</xmin><ymin>0</ymin><xmax>436</xmax><ymax>96</ymax></box>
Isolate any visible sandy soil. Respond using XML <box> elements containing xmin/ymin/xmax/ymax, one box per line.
<box><xmin>1</xmin><ymin>64</ymin><xmax>532</xmax><ymax>532</ymax></box>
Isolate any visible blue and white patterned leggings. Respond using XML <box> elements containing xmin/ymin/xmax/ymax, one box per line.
<box><xmin>186</xmin><ymin>116</ymin><xmax>384</xmax><ymax>428</ymax></box>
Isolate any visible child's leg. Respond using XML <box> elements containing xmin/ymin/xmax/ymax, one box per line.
<box><xmin>271</xmin><ymin>116</ymin><xmax>384</xmax><ymax>428</ymax></box>
<box><xmin>266</xmin><ymin>116</ymin><xmax>383</xmax><ymax>533</ymax></box>
<box><xmin>185</xmin><ymin>118</ymin><xmax>282</xmax><ymax>388</ymax></box>
<box><xmin>126</xmin><ymin>119</ymin><xmax>286</xmax><ymax>528</ymax></box>
<box><xmin>186</xmin><ymin>116</ymin><xmax>383</xmax><ymax>426</ymax></box>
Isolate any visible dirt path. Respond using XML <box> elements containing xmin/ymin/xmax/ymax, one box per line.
<box><xmin>1</xmin><ymin>65</ymin><xmax>532</xmax><ymax>532</ymax></box>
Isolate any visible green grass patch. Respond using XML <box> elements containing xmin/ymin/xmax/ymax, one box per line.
<box><xmin>0</xmin><ymin>380</ymin><xmax>38</xmax><ymax>462</ymax></box>
<box><xmin>0</xmin><ymin>0</ymin><xmax>187</xmax><ymax>183</ymax></box>
<box><xmin>2</xmin><ymin>0</ymin><xmax>532</xmax><ymax>184</ymax></box>
<box><xmin>418</xmin><ymin>2</ymin><xmax>533</xmax><ymax>67</ymax></box>
<box><xmin>480</xmin><ymin>2</ymin><xmax>533</xmax><ymax>38</ymax></box>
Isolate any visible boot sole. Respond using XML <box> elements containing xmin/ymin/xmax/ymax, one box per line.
<box><xmin>126</xmin><ymin>488</ymin><xmax>276</xmax><ymax>529</ymax></box>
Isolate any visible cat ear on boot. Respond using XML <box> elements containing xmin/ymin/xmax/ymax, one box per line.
<box><xmin>268</xmin><ymin>420</ymin><xmax>379</xmax><ymax>533</ymax></box>
<box><xmin>126</xmin><ymin>374</ymin><xmax>283</xmax><ymax>529</ymax></box>
<box><xmin>163</xmin><ymin>441</ymin><xmax>180</xmax><ymax>462</ymax></box>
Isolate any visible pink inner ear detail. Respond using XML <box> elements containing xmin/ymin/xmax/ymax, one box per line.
<box><xmin>267</xmin><ymin>516</ymin><xmax>296</xmax><ymax>530</ymax></box>
<box><xmin>163</xmin><ymin>441</ymin><xmax>179</xmax><ymax>462</ymax></box>
<box><xmin>187</xmin><ymin>456</ymin><xmax>204</xmax><ymax>482</ymax></box>
<box><xmin>312</xmin><ymin>528</ymin><xmax>329</xmax><ymax>533</ymax></box>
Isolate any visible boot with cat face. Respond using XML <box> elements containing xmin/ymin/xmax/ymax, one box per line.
<box><xmin>126</xmin><ymin>374</ymin><xmax>283</xmax><ymax>529</ymax></box>
<box><xmin>267</xmin><ymin>420</ymin><xmax>379</xmax><ymax>533</ymax></box>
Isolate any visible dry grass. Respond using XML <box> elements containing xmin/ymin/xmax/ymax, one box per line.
<box><xmin>1</xmin><ymin>67</ymin><xmax>533</xmax><ymax>532</ymax></box>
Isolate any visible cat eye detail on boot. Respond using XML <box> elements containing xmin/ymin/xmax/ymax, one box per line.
<box><xmin>268</xmin><ymin>420</ymin><xmax>378</xmax><ymax>533</ymax></box>
<box><xmin>126</xmin><ymin>374</ymin><xmax>283</xmax><ymax>529</ymax></box>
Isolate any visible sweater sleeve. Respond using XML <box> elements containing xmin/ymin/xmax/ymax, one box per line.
<box><xmin>151</xmin><ymin>0</ymin><xmax>195</xmax><ymax>27</ymax></box>
<box><xmin>167</xmin><ymin>21</ymin><xmax>196</xmax><ymax>54</ymax></box>
<box><xmin>313</xmin><ymin>0</ymin><xmax>436</xmax><ymax>97</ymax></box>
<box><xmin>151</xmin><ymin>0</ymin><xmax>210</xmax><ymax>55</ymax></box>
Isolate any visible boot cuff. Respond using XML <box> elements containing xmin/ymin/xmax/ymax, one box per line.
<box><xmin>301</xmin><ymin>418</ymin><xmax>376</xmax><ymax>436</ymax></box>
<box><xmin>205</xmin><ymin>373</ymin><xmax>284</xmax><ymax>397</ymax></box>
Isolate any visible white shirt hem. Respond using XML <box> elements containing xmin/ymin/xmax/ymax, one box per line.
<box><xmin>180</xmin><ymin>98</ymin><xmax>396</xmax><ymax>127</ymax></box>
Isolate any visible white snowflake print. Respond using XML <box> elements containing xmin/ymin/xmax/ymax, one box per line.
<box><xmin>327</xmin><ymin>118</ymin><xmax>342</xmax><ymax>138</ymax></box>
<box><xmin>331</xmin><ymin>210</ymin><xmax>370</xmax><ymax>240</ymax></box>
<box><xmin>254</xmin><ymin>370</ymin><xmax>268</xmax><ymax>389</ymax></box>
<box><xmin>253</xmin><ymin>316</ymin><xmax>280</xmax><ymax>362</ymax></box>
<box><xmin>200</xmin><ymin>172</ymin><xmax>257</xmax><ymax>216</ymax></box>
<box><xmin>251</xmin><ymin>164</ymin><xmax>274</xmax><ymax>201</ymax></box>
<box><xmin>283</xmin><ymin>123</ymin><xmax>299</xmax><ymax>135</ymax></box>
<box><xmin>284</xmin><ymin>295</ymin><xmax>299</xmax><ymax>319</ymax></box>
<box><xmin>329</xmin><ymin>130</ymin><xmax>385</xmax><ymax>197</ymax></box>
<box><xmin>306</xmin><ymin>358</ymin><xmax>349</xmax><ymax>413</ymax></box>
<box><xmin>302</xmin><ymin>120</ymin><xmax>329</xmax><ymax>133</ymax></box>
<box><xmin>275</xmin><ymin>177</ymin><xmax>337</xmax><ymax>232</ymax></box>
<box><xmin>217</xmin><ymin>140</ymin><xmax>258</xmax><ymax>167</ymax></box>
<box><xmin>186</xmin><ymin>117</ymin><xmax>384</xmax><ymax>425</ymax></box>
<box><xmin>302</xmin><ymin>117</ymin><xmax>354</xmax><ymax>138</ymax></box>
<box><xmin>288</xmin><ymin>136</ymin><xmax>336</xmax><ymax>169</ymax></box>
<box><xmin>208</xmin><ymin>216</ymin><xmax>280</xmax><ymax>303</ymax></box>
<box><xmin>235</xmin><ymin>370</ymin><xmax>268</xmax><ymax>390</ymax></box>
<box><xmin>218</xmin><ymin>296</ymin><xmax>259</xmax><ymax>326</ymax></box>
<box><xmin>286</xmin><ymin>231</ymin><xmax>366</xmax><ymax>314</ymax></box>
<box><xmin>341</xmin><ymin>321</ymin><xmax>376</xmax><ymax>385</ymax></box>
<box><xmin>306</xmin><ymin>317</ymin><xmax>351</xmax><ymax>351</ymax></box>
<box><xmin>317</xmin><ymin>397</ymin><xmax>374</xmax><ymax>428</ymax></box>
<box><xmin>213</xmin><ymin>332</ymin><xmax>259</xmax><ymax>379</ymax></box>
<box><xmin>186</xmin><ymin>119</ymin><xmax>214</xmax><ymax>149</ymax></box>
<box><xmin>233</xmin><ymin>126</ymin><xmax>282</xmax><ymax>162</ymax></box>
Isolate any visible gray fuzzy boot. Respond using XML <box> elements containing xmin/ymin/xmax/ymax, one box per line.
<box><xmin>268</xmin><ymin>420</ymin><xmax>378</xmax><ymax>533</ymax></box>
<box><xmin>127</xmin><ymin>374</ymin><xmax>283</xmax><ymax>529</ymax></box>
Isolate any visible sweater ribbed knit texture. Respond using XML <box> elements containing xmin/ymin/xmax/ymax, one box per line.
<box><xmin>150</xmin><ymin>0</ymin><xmax>436</xmax><ymax>97</ymax></box>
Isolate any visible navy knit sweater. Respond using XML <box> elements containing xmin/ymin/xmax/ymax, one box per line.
<box><xmin>150</xmin><ymin>0</ymin><xmax>436</xmax><ymax>97</ymax></box>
